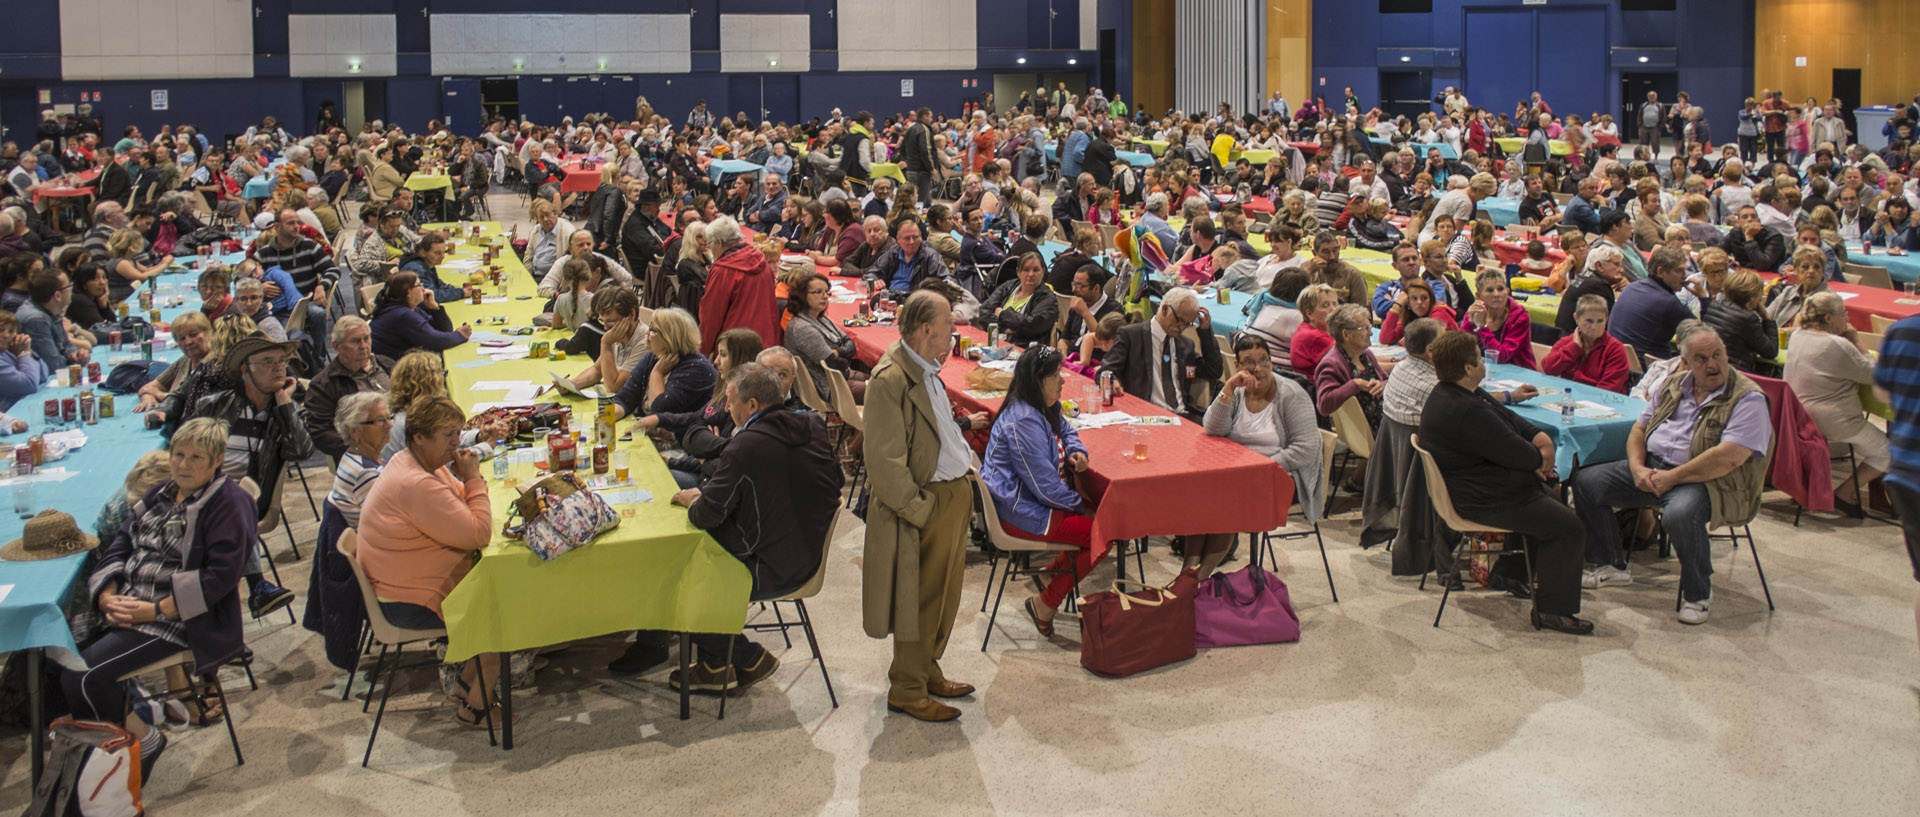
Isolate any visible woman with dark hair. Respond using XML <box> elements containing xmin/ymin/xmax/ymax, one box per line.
<box><xmin>980</xmin><ymin>251</ymin><xmax>1060</xmax><ymax>347</ymax></box>
<box><xmin>65</xmin><ymin>261</ymin><xmax>113</xmax><ymax>329</ymax></box>
<box><xmin>1204</xmin><ymin>336</ymin><xmax>1327</xmax><ymax>526</ymax></box>
<box><xmin>368</xmin><ymin>271</ymin><xmax>471</xmax><ymax>360</ymax></box>
<box><xmin>1379</xmin><ymin>277</ymin><xmax>1457</xmax><ymax>345</ymax></box>
<box><xmin>784</xmin><ymin>271</ymin><xmax>865</xmax><ymax>401</ymax></box>
<box><xmin>978</xmin><ymin>345</ymin><xmax>1094</xmax><ymax>639</ymax></box>
<box><xmin>1417</xmin><ymin>331</ymin><xmax>1592</xmax><ymax>634</ymax></box>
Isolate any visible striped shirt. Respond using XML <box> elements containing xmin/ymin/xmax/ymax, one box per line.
<box><xmin>1873</xmin><ymin>315</ymin><xmax>1920</xmax><ymax>491</ymax></box>
<box><xmin>327</xmin><ymin>451</ymin><xmax>384</xmax><ymax>529</ymax></box>
<box><xmin>102</xmin><ymin>483</ymin><xmax>203</xmax><ymax>647</ymax></box>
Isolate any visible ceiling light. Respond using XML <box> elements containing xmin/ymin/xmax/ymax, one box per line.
<box><xmin>769</xmin><ymin>59</ymin><xmax>778</xmax><ymax>67</ymax></box>
<box><xmin>1637</xmin><ymin>56</ymin><xmax>1649</xmax><ymax>63</ymax></box>
<box><xmin>1399</xmin><ymin>56</ymin><xmax>1411</xmax><ymax>63</ymax></box>
<box><xmin>1017</xmin><ymin>57</ymin><xmax>1027</xmax><ymax>64</ymax></box>
<box><xmin>1068</xmin><ymin>58</ymin><xmax>1078</xmax><ymax>65</ymax></box>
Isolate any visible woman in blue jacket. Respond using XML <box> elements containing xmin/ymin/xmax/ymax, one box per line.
<box><xmin>979</xmin><ymin>346</ymin><xmax>1095</xmax><ymax>639</ymax></box>
<box><xmin>367</xmin><ymin>271</ymin><xmax>470</xmax><ymax>360</ymax></box>
<box><xmin>611</xmin><ymin>306</ymin><xmax>718</xmax><ymax>421</ymax></box>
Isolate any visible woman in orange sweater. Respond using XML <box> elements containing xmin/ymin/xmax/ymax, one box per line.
<box><xmin>357</xmin><ymin>395</ymin><xmax>506</xmax><ymax>727</ymax></box>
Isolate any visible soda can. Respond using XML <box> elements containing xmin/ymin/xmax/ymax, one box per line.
<box><xmin>29</xmin><ymin>434</ymin><xmax>45</xmax><ymax>466</ymax></box>
<box><xmin>118</xmin><ymin>303</ymin><xmax>130</xmax><ymax>318</ymax></box>
<box><xmin>13</xmin><ymin>442</ymin><xmax>32</xmax><ymax>475</ymax></box>
<box><xmin>67</xmin><ymin>364</ymin><xmax>81</xmax><ymax>386</ymax></box>
<box><xmin>138</xmin><ymin>290</ymin><xmax>153</xmax><ymax>310</ymax></box>
<box><xmin>99</xmin><ymin>393</ymin><xmax>115</xmax><ymax>418</ymax></box>
<box><xmin>87</xmin><ymin>362</ymin><xmax>101</xmax><ymax>383</ymax></box>
<box><xmin>79</xmin><ymin>391</ymin><xmax>96</xmax><ymax>424</ymax></box>
<box><xmin>149</xmin><ymin>308</ymin><xmax>161</xmax><ymax>323</ymax></box>
<box><xmin>43</xmin><ymin>399</ymin><xmax>58</xmax><ymax>424</ymax></box>
<box><xmin>110</xmin><ymin>331</ymin><xmax>123</xmax><ymax>350</ymax></box>
<box><xmin>592</xmin><ymin>444</ymin><xmax>609</xmax><ymax>474</ymax></box>
<box><xmin>61</xmin><ymin>397</ymin><xmax>78</xmax><ymax>424</ymax></box>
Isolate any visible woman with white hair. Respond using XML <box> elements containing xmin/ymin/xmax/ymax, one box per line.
<box><xmin>695</xmin><ymin>216</ymin><xmax>782</xmax><ymax>353</ymax></box>
<box><xmin>328</xmin><ymin>391</ymin><xmax>391</xmax><ymax>528</ymax></box>
<box><xmin>1786</xmin><ymin>291</ymin><xmax>1887</xmax><ymax>516</ymax></box>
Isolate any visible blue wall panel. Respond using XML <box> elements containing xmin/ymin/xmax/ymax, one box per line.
<box><xmin>1534</xmin><ymin>8</ymin><xmax>1609</xmax><ymax>119</ymax></box>
<box><xmin>1463</xmin><ymin>9</ymin><xmax>1534</xmax><ymax>123</ymax></box>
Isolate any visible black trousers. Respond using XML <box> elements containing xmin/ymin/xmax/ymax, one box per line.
<box><xmin>1458</xmin><ymin>490</ymin><xmax>1585</xmax><ymax>617</ymax></box>
<box><xmin>1888</xmin><ymin>481</ymin><xmax>1920</xmax><ymax>583</ymax></box>
<box><xmin>61</xmin><ymin>629</ymin><xmax>181</xmax><ymax>722</ymax></box>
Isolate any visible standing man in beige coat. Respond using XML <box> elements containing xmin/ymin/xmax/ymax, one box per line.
<box><xmin>861</xmin><ymin>289</ymin><xmax>977</xmax><ymax>721</ymax></box>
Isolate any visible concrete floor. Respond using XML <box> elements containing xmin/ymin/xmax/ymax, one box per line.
<box><xmin>2</xmin><ymin>191</ymin><xmax>1916</xmax><ymax>816</ymax></box>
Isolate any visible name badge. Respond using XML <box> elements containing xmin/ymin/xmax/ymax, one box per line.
<box><xmin>1185</xmin><ymin>365</ymin><xmax>1197</xmax><ymax>380</ymax></box>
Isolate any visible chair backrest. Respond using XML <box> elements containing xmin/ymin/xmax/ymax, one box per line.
<box><xmin>824</xmin><ymin>367</ymin><xmax>863</xmax><ymax>432</ymax></box>
<box><xmin>1409</xmin><ymin>434</ymin><xmax>1509</xmax><ymax>534</ymax></box>
<box><xmin>966</xmin><ymin>470</ymin><xmax>1067</xmax><ymax>553</ymax></box>
<box><xmin>1871</xmin><ymin>313</ymin><xmax>1894</xmax><ymax>333</ymax></box>
<box><xmin>1532</xmin><ymin>341</ymin><xmax>1553</xmax><ymax>364</ymax></box>
<box><xmin>287</xmin><ymin>295</ymin><xmax>315</xmax><ymax>332</ymax></box>
<box><xmin>1551</xmin><ymin>192</ymin><xmax>1574</xmax><ymax>207</ymax></box>
<box><xmin>1858</xmin><ymin>331</ymin><xmax>1886</xmax><ymax>355</ymax></box>
<box><xmin>1317</xmin><ymin>428</ymin><xmax>1338</xmax><ymax>494</ymax></box>
<box><xmin>1621</xmin><ymin>341</ymin><xmax>1645</xmax><ymax>375</ymax></box>
<box><xmin>793</xmin><ymin>364</ymin><xmax>835</xmax><ymax>414</ymax></box>
<box><xmin>777</xmin><ymin>509</ymin><xmax>838</xmax><ymax>601</ymax></box>
<box><xmin>1849</xmin><ymin>263</ymin><xmax>1895</xmax><ymax>290</ymax></box>
<box><xmin>235</xmin><ymin>475</ymin><xmax>283</xmax><ymax>535</ymax></box>
<box><xmin>1329</xmin><ymin>396</ymin><xmax>1373</xmax><ymax>460</ymax></box>
<box><xmin>338</xmin><ymin>529</ymin><xmax>447</xmax><ymax>644</ymax></box>
<box><xmin>1097</xmin><ymin>223</ymin><xmax>1121</xmax><ymax>251</ymax></box>
<box><xmin>359</xmin><ymin>283</ymin><xmax>383</xmax><ymax>316</ymax></box>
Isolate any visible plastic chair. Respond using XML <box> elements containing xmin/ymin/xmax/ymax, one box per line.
<box><xmin>1532</xmin><ymin>342</ymin><xmax>1553</xmax><ymax>364</ymax></box>
<box><xmin>793</xmin><ymin>366</ymin><xmax>834</xmax><ymax>415</ymax></box>
<box><xmin>971</xmin><ymin>471</ymin><xmax>1082</xmax><ymax>651</ymax></box>
<box><xmin>1328</xmin><ymin>396</ymin><xmax>1373</xmax><ymax>486</ymax></box>
<box><xmin>336</xmin><ymin>530</ymin><xmax>477</xmax><ymax>766</ymax></box>
<box><xmin>737</xmin><ymin>513</ymin><xmax>841</xmax><ymax>710</ymax></box>
<box><xmin>1622</xmin><ymin>342</ymin><xmax>1645</xmax><ymax>376</ymax></box>
<box><xmin>236</xmin><ymin>477</ymin><xmax>298</xmax><ymax>625</ymax></box>
<box><xmin>1256</xmin><ymin>429</ymin><xmax>1340</xmax><ymax>601</ymax></box>
<box><xmin>117</xmin><ymin>651</ymin><xmax>244</xmax><ymax>767</ymax></box>
<box><xmin>1410</xmin><ymin>434</ymin><xmax>1531</xmax><ymax>628</ymax></box>
<box><xmin>824</xmin><ymin>368</ymin><xmax>866</xmax><ymax>506</ymax></box>
<box><xmin>1844</xmin><ymin>262</ymin><xmax>1894</xmax><ymax>290</ymax></box>
<box><xmin>1870</xmin><ymin>314</ymin><xmax>1894</xmax><ymax>334</ymax></box>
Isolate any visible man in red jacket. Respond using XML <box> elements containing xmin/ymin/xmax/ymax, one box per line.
<box><xmin>1542</xmin><ymin>293</ymin><xmax>1631</xmax><ymax>393</ymax></box>
<box><xmin>697</xmin><ymin>215</ymin><xmax>781</xmax><ymax>354</ymax></box>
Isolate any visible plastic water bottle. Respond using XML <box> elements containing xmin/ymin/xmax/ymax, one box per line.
<box><xmin>1561</xmin><ymin>387</ymin><xmax>1576</xmax><ymax>425</ymax></box>
<box><xmin>493</xmin><ymin>440</ymin><xmax>509</xmax><ymax>479</ymax></box>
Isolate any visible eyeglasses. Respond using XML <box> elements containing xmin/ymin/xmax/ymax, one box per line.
<box><xmin>357</xmin><ymin>415</ymin><xmax>393</xmax><ymax>426</ymax></box>
<box><xmin>249</xmin><ymin>358</ymin><xmax>288</xmax><ymax>371</ymax></box>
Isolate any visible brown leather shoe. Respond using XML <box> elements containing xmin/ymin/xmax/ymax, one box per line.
<box><xmin>887</xmin><ymin>697</ymin><xmax>961</xmax><ymax>722</ymax></box>
<box><xmin>927</xmin><ymin>678</ymin><xmax>976</xmax><ymax>698</ymax></box>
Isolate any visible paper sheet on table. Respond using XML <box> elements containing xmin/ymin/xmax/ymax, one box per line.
<box><xmin>979</xmin><ymin>359</ymin><xmax>1018</xmax><ymax>372</ymax></box>
<box><xmin>479</xmin><ymin>344</ymin><xmax>530</xmax><ymax>356</ymax></box>
<box><xmin>1069</xmin><ymin>411</ymin><xmax>1137</xmax><ymax>430</ymax></box>
<box><xmin>478</xmin><ymin>296</ymin><xmax>510</xmax><ymax>304</ymax></box>
<box><xmin>600</xmin><ymin>488</ymin><xmax>654</xmax><ymax>505</ymax></box>
<box><xmin>1834</xmin><ymin>291</ymin><xmax>1859</xmax><ymax>301</ymax></box>
<box><xmin>501</xmin><ymin>384</ymin><xmax>544</xmax><ymax>402</ymax></box>
<box><xmin>0</xmin><ymin>467</ymin><xmax>78</xmax><ymax>487</ymax></box>
<box><xmin>471</xmin><ymin>331</ymin><xmax>519</xmax><ymax>345</ymax></box>
<box><xmin>471</xmin><ymin>380</ymin><xmax>540</xmax><ymax>392</ymax></box>
<box><xmin>452</xmin><ymin>359</ymin><xmax>498</xmax><ymax>369</ymax></box>
<box><xmin>42</xmin><ymin>430</ymin><xmax>87</xmax><ymax>450</ymax></box>
<box><xmin>1483</xmin><ymin>379</ymin><xmax>1527</xmax><ymax>391</ymax></box>
<box><xmin>0</xmin><ymin>584</ymin><xmax>11</xmax><ymax>606</ymax></box>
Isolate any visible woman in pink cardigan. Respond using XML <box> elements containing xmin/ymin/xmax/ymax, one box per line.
<box><xmin>357</xmin><ymin>395</ymin><xmax>506</xmax><ymax>728</ymax></box>
<box><xmin>1463</xmin><ymin>268</ymin><xmax>1537</xmax><ymax>370</ymax></box>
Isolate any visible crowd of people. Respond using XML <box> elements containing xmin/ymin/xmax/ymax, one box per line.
<box><xmin>2</xmin><ymin>82</ymin><xmax>1917</xmax><ymax>789</ymax></box>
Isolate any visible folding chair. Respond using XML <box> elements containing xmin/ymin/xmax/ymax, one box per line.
<box><xmin>1844</xmin><ymin>262</ymin><xmax>1894</xmax><ymax>290</ymax></box>
<box><xmin>1328</xmin><ymin>396</ymin><xmax>1374</xmax><ymax>488</ymax></box>
<box><xmin>118</xmin><ymin>652</ymin><xmax>245</xmax><ymax>767</ymax></box>
<box><xmin>736</xmin><ymin>513</ymin><xmax>841</xmax><ymax>710</ymax></box>
<box><xmin>236</xmin><ymin>478</ymin><xmax>299</xmax><ymax>625</ymax></box>
<box><xmin>824</xmin><ymin>368</ymin><xmax>866</xmax><ymax>507</ymax></box>
<box><xmin>1256</xmin><ymin>429</ymin><xmax>1340</xmax><ymax>601</ymax></box>
<box><xmin>972</xmin><ymin>471</ymin><xmax>1082</xmax><ymax>651</ymax></box>
<box><xmin>1411</xmin><ymin>434</ymin><xmax>1532</xmax><ymax>628</ymax></box>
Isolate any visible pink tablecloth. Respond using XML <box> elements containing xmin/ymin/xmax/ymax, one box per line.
<box><xmin>1754</xmin><ymin>272</ymin><xmax>1919</xmax><ymax>332</ymax></box>
<box><xmin>832</xmin><ymin>300</ymin><xmax>1294</xmax><ymax>554</ymax></box>
<box><xmin>560</xmin><ymin>162</ymin><xmax>602</xmax><ymax>195</ymax></box>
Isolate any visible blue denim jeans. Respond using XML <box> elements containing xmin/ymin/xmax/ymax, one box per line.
<box><xmin>1573</xmin><ymin>457</ymin><xmax>1715</xmax><ymax>603</ymax></box>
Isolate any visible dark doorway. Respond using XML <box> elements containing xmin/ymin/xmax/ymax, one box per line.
<box><xmin>481</xmin><ymin>78</ymin><xmax>519</xmax><ymax>123</ymax></box>
<box><xmin>361</xmin><ymin>80</ymin><xmax>389</xmax><ymax>130</ymax></box>
<box><xmin>1832</xmin><ymin>68</ymin><xmax>1861</xmax><ymax>134</ymax></box>
<box><xmin>1619</xmin><ymin>72</ymin><xmax>1678</xmax><ymax>143</ymax></box>
<box><xmin>1378</xmin><ymin>71</ymin><xmax>1431</xmax><ymax>121</ymax></box>
<box><xmin>1099</xmin><ymin>29</ymin><xmax>1118</xmax><ymax>98</ymax></box>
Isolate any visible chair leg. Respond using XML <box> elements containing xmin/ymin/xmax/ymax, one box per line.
<box><xmin>1433</xmin><ymin>538</ymin><xmax>1463</xmax><ymax>628</ymax></box>
<box><xmin>361</xmin><ymin>644</ymin><xmax>389</xmax><ymax>714</ymax></box>
<box><xmin>291</xmin><ymin>464</ymin><xmax>319</xmax><ymax>546</ymax></box>
<box><xmin>256</xmin><ymin>536</ymin><xmax>297</xmax><ymax>625</ymax></box>
<box><xmin>207</xmin><ymin>671</ymin><xmax>242</xmax><ymax>767</ymax></box>
<box><xmin>240</xmin><ymin>658</ymin><xmax>257</xmax><ymax>691</ymax></box>
<box><xmin>1315</xmin><ymin>523</ymin><xmax>1338</xmax><ymax>603</ymax></box>
<box><xmin>794</xmin><ymin>600</ymin><xmax>837</xmax><ymax>708</ymax></box>
<box><xmin>979</xmin><ymin>547</ymin><xmax>1000</xmax><ymax>613</ymax></box>
<box><xmin>1742</xmin><ymin>526</ymin><xmax>1775</xmax><ymax>612</ymax></box>
<box><xmin>980</xmin><ymin>552</ymin><xmax>1019</xmax><ymax>651</ymax></box>
<box><xmin>361</xmin><ymin>642</ymin><xmax>402</xmax><ymax>767</ymax></box>
<box><xmin>771</xmin><ymin>602</ymin><xmax>792</xmax><ymax>649</ymax></box>
<box><xmin>718</xmin><ymin>634</ymin><xmax>737</xmax><ymax>721</ymax></box>
<box><xmin>342</xmin><ymin>639</ymin><xmax>362</xmax><ymax>702</ymax></box>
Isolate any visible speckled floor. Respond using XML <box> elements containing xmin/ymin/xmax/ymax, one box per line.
<box><xmin>2</xmin><ymin>194</ymin><xmax>1916</xmax><ymax>816</ymax></box>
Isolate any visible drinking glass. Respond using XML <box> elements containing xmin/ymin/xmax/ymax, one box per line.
<box><xmin>1904</xmin><ymin>281</ymin><xmax>1917</xmax><ymax>297</ymax></box>
<box><xmin>13</xmin><ymin>481</ymin><xmax>32</xmax><ymax>518</ymax></box>
<box><xmin>613</xmin><ymin>450</ymin><xmax>631</xmax><ymax>482</ymax></box>
<box><xmin>1130</xmin><ymin>425</ymin><xmax>1150</xmax><ymax>461</ymax></box>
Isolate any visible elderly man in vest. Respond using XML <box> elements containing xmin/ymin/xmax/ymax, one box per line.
<box><xmin>862</xmin><ymin>289</ymin><xmax>976</xmax><ymax>722</ymax></box>
<box><xmin>1572</xmin><ymin>321</ymin><xmax>1771</xmax><ymax>625</ymax></box>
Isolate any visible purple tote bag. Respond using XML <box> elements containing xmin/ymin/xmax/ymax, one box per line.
<box><xmin>1194</xmin><ymin>561</ymin><xmax>1301</xmax><ymax>648</ymax></box>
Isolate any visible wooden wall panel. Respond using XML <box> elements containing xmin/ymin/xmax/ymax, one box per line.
<box><xmin>1133</xmin><ymin>0</ymin><xmax>1175</xmax><ymax>115</ymax></box>
<box><xmin>1265</xmin><ymin>0</ymin><xmax>1311</xmax><ymax>110</ymax></box>
<box><xmin>1755</xmin><ymin>0</ymin><xmax>1920</xmax><ymax>105</ymax></box>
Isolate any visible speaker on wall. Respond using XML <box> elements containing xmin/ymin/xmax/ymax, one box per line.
<box><xmin>1620</xmin><ymin>0</ymin><xmax>1678</xmax><ymax>10</ymax></box>
<box><xmin>1379</xmin><ymin>0</ymin><xmax>1432</xmax><ymax>13</ymax></box>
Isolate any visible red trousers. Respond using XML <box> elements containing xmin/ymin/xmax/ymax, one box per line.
<box><xmin>1003</xmin><ymin>509</ymin><xmax>1097</xmax><ymax>609</ymax></box>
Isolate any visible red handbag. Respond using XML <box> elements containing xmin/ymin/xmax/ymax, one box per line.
<box><xmin>1078</xmin><ymin>568</ymin><xmax>1199</xmax><ymax>678</ymax></box>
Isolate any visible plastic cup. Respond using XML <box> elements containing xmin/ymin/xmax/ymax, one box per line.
<box><xmin>613</xmin><ymin>450</ymin><xmax>630</xmax><ymax>482</ymax></box>
<box><xmin>1130</xmin><ymin>425</ymin><xmax>1149</xmax><ymax>461</ymax></box>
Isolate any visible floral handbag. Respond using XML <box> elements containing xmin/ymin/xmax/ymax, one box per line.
<box><xmin>503</xmin><ymin>472</ymin><xmax>620</xmax><ymax>561</ymax></box>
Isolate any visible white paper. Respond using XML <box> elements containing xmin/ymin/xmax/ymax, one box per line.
<box><xmin>0</xmin><ymin>467</ymin><xmax>78</xmax><ymax>487</ymax></box>
<box><xmin>980</xmin><ymin>359</ymin><xmax>1018</xmax><ymax>372</ymax></box>
<box><xmin>1483</xmin><ymin>379</ymin><xmax>1526</xmax><ymax>391</ymax></box>
<box><xmin>501</xmin><ymin>384</ymin><xmax>545</xmax><ymax>403</ymax></box>
<box><xmin>479</xmin><ymin>296</ymin><xmax>510</xmax><ymax>304</ymax></box>
<box><xmin>1068</xmin><ymin>410</ymin><xmax>1138</xmax><ymax>430</ymax></box>
<box><xmin>470</xmin><ymin>380</ymin><xmax>539</xmax><ymax>392</ymax></box>
<box><xmin>471</xmin><ymin>331</ymin><xmax>518</xmax><ymax>345</ymax></box>
<box><xmin>479</xmin><ymin>344</ymin><xmax>531</xmax><ymax>357</ymax></box>
<box><xmin>600</xmin><ymin>488</ymin><xmax>654</xmax><ymax>505</ymax></box>
<box><xmin>42</xmin><ymin>430</ymin><xmax>87</xmax><ymax>450</ymax></box>
<box><xmin>0</xmin><ymin>584</ymin><xmax>12</xmax><ymax>606</ymax></box>
<box><xmin>1833</xmin><ymin>291</ymin><xmax>1859</xmax><ymax>301</ymax></box>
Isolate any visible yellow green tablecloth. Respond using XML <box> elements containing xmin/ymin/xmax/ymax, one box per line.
<box><xmin>1232</xmin><ymin>149</ymin><xmax>1279</xmax><ymax>166</ymax></box>
<box><xmin>1133</xmin><ymin>138</ymin><xmax>1168</xmax><ymax>156</ymax></box>
<box><xmin>870</xmin><ymin>162</ymin><xmax>906</xmax><ymax>185</ymax></box>
<box><xmin>1493</xmin><ymin>137</ymin><xmax>1572</xmax><ymax>157</ymax></box>
<box><xmin>424</xmin><ymin>222</ymin><xmax>751</xmax><ymax>662</ymax></box>
<box><xmin>404</xmin><ymin>172</ymin><xmax>453</xmax><ymax>193</ymax></box>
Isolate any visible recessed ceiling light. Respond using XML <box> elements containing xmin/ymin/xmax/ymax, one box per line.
<box><xmin>1068</xmin><ymin>58</ymin><xmax>1077</xmax><ymax>65</ymax></box>
<box><xmin>1400</xmin><ymin>56</ymin><xmax>1411</xmax><ymax>63</ymax></box>
<box><xmin>1017</xmin><ymin>57</ymin><xmax>1027</xmax><ymax>64</ymax></box>
<box><xmin>1637</xmin><ymin>56</ymin><xmax>1649</xmax><ymax>63</ymax></box>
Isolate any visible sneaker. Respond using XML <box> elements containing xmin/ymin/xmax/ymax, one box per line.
<box><xmin>248</xmin><ymin>582</ymin><xmax>295</xmax><ymax>618</ymax></box>
<box><xmin>1580</xmin><ymin>565</ymin><xmax>1632</xmax><ymax>589</ymax></box>
<box><xmin>729</xmin><ymin>652</ymin><xmax>780</xmax><ymax>694</ymax></box>
<box><xmin>1677</xmin><ymin>597</ymin><xmax>1711</xmax><ymax>625</ymax></box>
<box><xmin>607</xmin><ymin>638</ymin><xmax>671</xmax><ymax>676</ymax></box>
<box><xmin>138</xmin><ymin>729</ymin><xmax>168</xmax><ymax>782</ymax></box>
<box><xmin>669</xmin><ymin>662</ymin><xmax>736</xmax><ymax>694</ymax></box>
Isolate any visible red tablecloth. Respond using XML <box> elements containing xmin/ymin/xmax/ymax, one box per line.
<box><xmin>1753</xmin><ymin>272</ymin><xmax>1919</xmax><ymax>332</ymax></box>
<box><xmin>561</xmin><ymin>162</ymin><xmax>603</xmax><ymax>195</ymax></box>
<box><xmin>1287</xmin><ymin>141</ymin><xmax>1319</xmax><ymax>155</ymax></box>
<box><xmin>33</xmin><ymin>168</ymin><xmax>99</xmax><ymax>203</ymax></box>
<box><xmin>828</xmin><ymin>300</ymin><xmax>1294</xmax><ymax>555</ymax></box>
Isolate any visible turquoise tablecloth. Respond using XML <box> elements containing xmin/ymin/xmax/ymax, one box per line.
<box><xmin>0</xmin><ymin>270</ymin><xmax>198</xmax><ymax>548</ymax></box>
<box><xmin>1485</xmin><ymin>362</ymin><xmax>1646</xmax><ymax>475</ymax></box>
<box><xmin>1845</xmin><ymin>242</ymin><xmax>1920</xmax><ymax>284</ymax></box>
<box><xmin>1043</xmin><ymin>145</ymin><xmax>1155</xmax><ymax>168</ymax></box>
<box><xmin>1480</xmin><ymin>197</ymin><xmax>1522</xmax><ymax>229</ymax></box>
<box><xmin>1408</xmin><ymin>142</ymin><xmax>1457</xmax><ymax>160</ymax></box>
<box><xmin>706</xmin><ymin>159</ymin><xmax>766</xmax><ymax>186</ymax></box>
<box><xmin>0</xmin><ymin>555</ymin><xmax>87</xmax><ymax>669</ymax></box>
